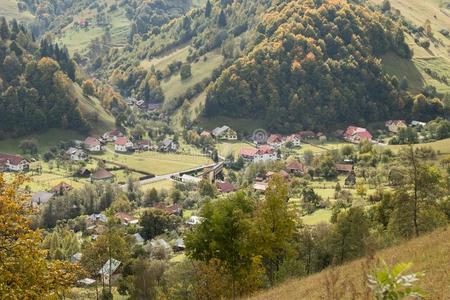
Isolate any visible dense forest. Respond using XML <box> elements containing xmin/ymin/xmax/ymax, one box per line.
<box><xmin>0</xmin><ymin>17</ymin><xmax>90</xmax><ymax>138</ymax></box>
<box><xmin>204</xmin><ymin>0</ymin><xmax>443</xmax><ymax>131</ymax></box>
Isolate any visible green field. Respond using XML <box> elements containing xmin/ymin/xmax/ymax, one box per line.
<box><xmin>0</xmin><ymin>129</ymin><xmax>83</xmax><ymax>156</ymax></box>
<box><xmin>217</xmin><ymin>142</ymin><xmax>256</xmax><ymax>158</ymax></box>
<box><xmin>161</xmin><ymin>50</ymin><xmax>224</xmax><ymax>106</ymax></box>
<box><xmin>139</xmin><ymin>179</ymin><xmax>175</xmax><ymax>192</ymax></box>
<box><xmin>93</xmin><ymin>147</ymin><xmax>212</xmax><ymax>175</ymax></box>
<box><xmin>0</xmin><ymin>0</ymin><xmax>34</xmax><ymax>21</ymax></box>
<box><xmin>386</xmin><ymin>138</ymin><xmax>450</xmax><ymax>154</ymax></box>
<box><xmin>140</xmin><ymin>45</ymin><xmax>192</xmax><ymax>71</ymax></box>
<box><xmin>57</xmin><ymin>9</ymin><xmax>130</xmax><ymax>54</ymax></box>
<box><xmin>302</xmin><ymin>209</ymin><xmax>333</xmax><ymax>225</ymax></box>
<box><xmin>197</xmin><ymin>116</ymin><xmax>266</xmax><ymax>134</ymax></box>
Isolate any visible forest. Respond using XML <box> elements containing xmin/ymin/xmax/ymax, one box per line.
<box><xmin>0</xmin><ymin>18</ymin><xmax>90</xmax><ymax>138</ymax></box>
<box><xmin>204</xmin><ymin>0</ymin><xmax>446</xmax><ymax>131</ymax></box>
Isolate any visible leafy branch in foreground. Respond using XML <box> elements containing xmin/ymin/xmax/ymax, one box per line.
<box><xmin>367</xmin><ymin>261</ymin><xmax>425</xmax><ymax>300</ymax></box>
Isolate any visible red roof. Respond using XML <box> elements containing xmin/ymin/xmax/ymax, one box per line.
<box><xmin>216</xmin><ymin>181</ymin><xmax>235</xmax><ymax>193</ymax></box>
<box><xmin>335</xmin><ymin>163</ymin><xmax>353</xmax><ymax>173</ymax></box>
<box><xmin>84</xmin><ymin>137</ymin><xmax>100</xmax><ymax>147</ymax></box>
<box><xmin>257</xmin><ymin>145</ymin><xmax>275</xmax><ymax>155</ymax></box>
<box><xmin>0</xmin><ymin>153</ymin><xmax>26</xmax><ymax>166</ymax></box>
<box><xmin>344</xmin><ymin>126</ymin><xmax>372</xmax><ymax>140</ymax></box>
<box><xmin>240</xmin><ymin>148</ymin><xmax>258</xmax><ymax>157</ymax></box>
<box><xmin>115</xmin><ymin>137</ymin><xmax>130</xmax><ymax>146</ymax></box>
<box><xmin>200</xmin><ymin>131</ymin><xmax>211</xmax><ymax>137</ymax></box>
<box><xmin>267</xmin><ymin>134</ymin><xmax>284</xmax><ymax>144</ymax></box>
<box><xmin>286</xmin><ymin>160</ymin><xmax>308</xmax><ymax>173</ymax></box>
<box><xmin>115</xmin><ymin>212</ymin><xmax>137</xmax><ymax>223</ymax></box>
<box><xmin>92</xmin><ymin>168</ymin><xmax>114</xmax><ymax>180</ymax></box>
<box><xmin>51</xmin><ymin>182</ymin><xmax>73</xmax><ymax>193</ymax></box>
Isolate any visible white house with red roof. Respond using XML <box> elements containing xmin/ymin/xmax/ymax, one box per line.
<box><xmin>114</xmin><ymin>137</ymin><xmax>134</xmax><ymax>153</ymax></box>
<box><xmin>102</xmin><ymin>130</ymin><xmax>124</xmax><ymax>142</ymax></box>
<box><xmin>343</xmin><ymin>126</ymin><xmax>372</xmax><ymax>143</ymax></box>
<box><xmin>267</xmin><ymin>134</ymin><xmax>285</xmax><ymax>147</ymax></box>
<box><xmin>286</xmin><ymin>134</ymin><xmax>302</xmax><ymax>147</ymax></box>
<box><xmin>84</xmin><ymin>137</ymin><xmax>101</xmax><ymax>152</ymax></box>
<box><xmin>385</xmin><ymin>120</ymin><xmax>407</xmax><ymax>133</ymax></box>
<box><xmin>0</xmin><ymin>153</ymin><xmax>29</xmax><ymax>172</ymax></box>
<box><xmin>239</xmin><ymin>145</ymin><xmax>278</xmax><ymax>162</ymax></box>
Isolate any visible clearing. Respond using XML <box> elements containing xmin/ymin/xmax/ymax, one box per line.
<box><xmin>250</xmin><ymin>226</ymin><xmax>450</xmax><ymax>299</ymax></box>
<box><xmin>0</xmin><ymin>0</ymin><xmax>34</xmax><ymax>21</ymax></box>
<box><xmin>93</xmin><ymin>149</ymin><xmax>212</xmax><ymax>175</ymax></box>
<box><xmin>217</xmin><ymin>142</ymin><xmax>256</xmax><ymax>158</ymax></box>
<box><xmin>386</xmin><ymin>137</ymin><xmax>450</xmax><ymax>154</ymax></box>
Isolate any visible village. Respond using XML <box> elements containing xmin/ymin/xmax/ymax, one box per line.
<box><xmin>1</xmin><ymin>116</ymin><xmax>449</xmax><ymax>292</ymax></box>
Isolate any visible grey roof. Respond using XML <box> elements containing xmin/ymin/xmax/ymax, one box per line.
<box><xmin>88</xmin><ymin>213</ymin><xmax>108</xmax><ymax>223</ymax></box>
<box><xmin>212</xmin><ymin>125</ymin><xmax>230</xmax><ymax>137</ymax></box>
<box><xmin>175</xmin><ymin>238</ymin><xmax>185</xmax><ymax>248</ymax></box>
<box><xmin>133</xmin><ymin>233</ymin><xmax>145</xmax><ymax>245</ymax></box>
<box><xmin>99</xmin><ymin>258</ymin><xmax>122</xmax><ymax>275</ymax></box>
<box><xmin>71</xmin><ymin>252</ymin><xmax>83</xmax><ymax>263</ymax></box>
<box><xmin>31</xmin><ymin>191</ymin><xmax>54</xmax><ymax>205</ymax></box>
<box><xmin>150</xmin><ymin>238</ymin><xmax>170</xmax><ymax>250</ymax></box>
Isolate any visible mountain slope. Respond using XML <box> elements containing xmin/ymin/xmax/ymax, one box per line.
<box><xmin>250</xmin><ymin>226</ymin><xmax>450</xmax><ymax>300</ymax></box>
<box><xmin>204</xmin><ymin>0</ymin><xmax>413</xmax><ymax>132</ymax></box>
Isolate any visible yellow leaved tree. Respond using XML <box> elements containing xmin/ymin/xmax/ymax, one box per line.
<box><xmin>0</xmin><ymin>174</ymin><xmax>81</xmax><ymax>298</ymax></box>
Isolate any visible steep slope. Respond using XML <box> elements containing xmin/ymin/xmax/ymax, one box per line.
<box><xmin>0</xmin><ymin>19</ymin><xmax>114</xmax><ymax>138</ymax></box>
<box><xmin>204</xmin><ymin>0</ymin><xmax>413</xmax><ymax>132</ymax></box>
<box><xmin>250</xmin><ymin>226</ymin><xmax>450</xmax><ymax>300</ymax></box>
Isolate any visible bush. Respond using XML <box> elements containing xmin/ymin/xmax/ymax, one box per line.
<box><xmin>180</xmin><ymin>63</ymin><xmax>192</xmax><ymax>80</ymax></box>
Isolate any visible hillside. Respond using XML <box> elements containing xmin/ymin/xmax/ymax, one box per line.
<box><xmin>250</xmin><ymin>226</ymin><xmax>450</xmax><ymax>300</ymax></box>
<box><xmin>0</xmin><ymin>19</ymin><xmax>114</xmax><ymax>138</ymax></box>
<box><xmin>372</xmin><ymin>0</ymin><xmax>450</xmax><ymax>94</ymax></box>
<box><xmin>205</xmin><ymin>0</ymin><xmax>413</xmax><ymax>132</ymax></box>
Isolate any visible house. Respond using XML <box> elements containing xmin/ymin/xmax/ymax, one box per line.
<box><xmin>102</xmin><ymin>130</ymin><xmax>124</xmax><ymax>142</ymax></box>
<box><xmin>254</xmin><ymin>145</ymin><xmax>278</xmax><ymax>162</ymax></box>
<box><xmin>159</xmin><ymin>139</ymin><xmax>178</xmax><ymax>152</ymax></box>
<box><xmin>298</xmin><ymin>131</ymin><xmax>316</xmax><ymax>139</ymax></box>
<box><xmin>187</xmin><ymin>216</ymin><xmax>204</xmax><ymax>226</ymax></box>
<box><xmin>133</xmin><ymin>233</ymin><xmax>145</xmax><ymax>245</ymax></box>
<box><xmin>286</xmin><ymin>160</ymin><xmax>308</xmax><ymax>176</ymax></box>
<box><xmin>155</xmin><ymin>203</ymin><xmax>183</xmax><ymax>216</ymax></box>
<box><xmin>239</xmin><ymin>146</ymin><xmax>278</xmax><ymax>163</ymax></box>
<box><xmin>99</xmin><ymin>258</ymin><xmax>122</xmax><ymax>284</ymax></box>
<box><xmin>51</xmin><ymin>182</ymin><xmax>73</xmax><ymax>195</ymax></box>
<box><xmin>31</xmin><ymin>191</ymin><xmax>54</xmax><ymax>206</ymax></box>
<box><xmin>135</xmin><ymin>100</ymin><xmax>145</xmax><ymax>108</ymax></box>
<box><xmin>286</xmin><ymin>134</ymin><xmax>302</xmax><ymax>147</ymax></box>
<box><xmin>267</xmin><ymin>134</ymin><xmax>285</xmax><ymax>147</ymax></box>
<box><xmin>385</xmin><ymin>120</ymin><xmax>407</xmax><ymax>133</ymax></box>
<box><xmin>77</xmin><ymin>278</ymin><xmax>96</xmax><ymax>287</ymax></box>
<box><xmin>200</xmin><ymin>131</ymin><xmax>212</xmax><ymax>138</ymax></box>
<box><xmin>115</xmin><ymin>212</ymin><xmax>139</xmax><ymax>226</ymax></box>
<box><xmin>87</xmin><ymin>213</ymin><xmax>108</xmax><ymax>224</ymax></box>
<box><xmin>211</xmin><ymin>126</ymin><xmax>237</xmax><ymax>140</ymax></box>
<box><xmin>216</xmin><ymin>181</ymin><xmax>235</xmax><ymax>193</ymax></box>
<box><xmin>253</xmin><ymin>182</ymin><xmax>268</xmax><ymax>192</ymax></box>
<box><xmin>239</xmin><ymin>148</ymin><xmax>258</xmax><ymax>162</ymax></box>
<box><xmin>71</xmin><ymin>252</ymin><xmax>83</xmax><ymax>263</ymax></box>
<box><xmin>84</xmin><ymin>137</ymin><xmax>101</xmax><ymax>152</ymax></box>
<box><xmin>65</xmin><ymin>147</ymin><xmax>87</xmax><ymax>161</ymax></box>
<box><xmin>343</xmin><ymin>126</ymin><xmax>372</xmax><ymax>143</ymax></box>
<box><xmin>0</xmin><ymin>153</ymin><xmax>29</xmax><ymax>172</ymax></box>
<box><xmin>91</xmin><ymin>168</ymin><xmax>115</xmax><ymax>182</ymax></box>
<box><xmin>77</xmin><ymin>167</ymin><xmax>91</xmax><ymax>178</ymax></box>
<box><xmin>135</xmin><ymin>140</ymin><xmax>151</xmax><ymax>151</ymax></box>
<box><xmin>114</xmin><ymin>137</ymin><xmax>134</xmax><ymax>153</ymax></box>
<box><xmin>147</xmin><ymin>102</ymin><xmax>162</xmax><ymax>112</ymax></box>
<box><xmin>174</xmin><ymin>238</ymin><xmax>185</xmax><ymax>252</ymax></box>
<box><xmin>411</xmin><ymin>120</ymin><xmax>426</xmax><ymax>127</ymax></box>
<box><xmin>335</xmin><ymin>163</ymin><xmax>354</xmax><ymax>173</ymax></box>
<box><xmin>149</xmin><ymin>239</ymin><xmax>171</xmax><ymax>254</ymax></box>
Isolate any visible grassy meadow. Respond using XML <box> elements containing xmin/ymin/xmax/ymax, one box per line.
<box><xmin>93</xmin><ymin>147</ymin><xmax>212</xmax><ymax>175</ymax></box>
<box><xmin>0</xmin><ymin>0</ymin><xmax>34</xmax><ymax>21</ymax></box>
<box><xmin>250</xmin><ymin>226</ymin><xmax>450</xmax><ymax>299</ymax></box>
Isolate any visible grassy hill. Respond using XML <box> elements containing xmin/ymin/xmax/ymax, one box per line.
<box><xmin>250</xmin><ymin>226</ymin><xmax>450</xmax><ymax>300</ymax></box>
<box><xmin>0</xmin><ymin>0</ymin><xmax>34</xmax><ymax>22</ymax></box>
<box><xmin>373</xmin><ymin>0</ymin><xmax>450</xmax><ymax>93</ymax></box>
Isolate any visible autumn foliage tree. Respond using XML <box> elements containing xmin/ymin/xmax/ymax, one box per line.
<box><xmin>0</xmin><ymin>174</ymin><xmax>81</xmax><ymax>298</ymax></box>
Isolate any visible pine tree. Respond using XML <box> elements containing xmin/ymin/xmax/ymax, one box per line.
<box><xmin>205</xmin><ymin>0</ymin><xmax>212</xmax><ymax>17</ymax></box>
<box><xmin>218</xmin><ymin>9</ymin><xmax>227</xmax><ymax>27</ymax></box>
<box><xmin>0</xmin><ymin>17</ymin><xmax>10</xmax><ymax>40</ymax></box>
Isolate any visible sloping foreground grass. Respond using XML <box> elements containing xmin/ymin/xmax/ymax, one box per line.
<box><xmin>249</xmin><ymin>226</ymin><xmax>450</xmax><ymax>300</ymax></box>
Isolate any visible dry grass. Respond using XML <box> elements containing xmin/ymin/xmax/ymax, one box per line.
<box><xmin>249</xmin><ymin>226</ymin><xmax>450</xmax><ymax>300</ymax></box>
